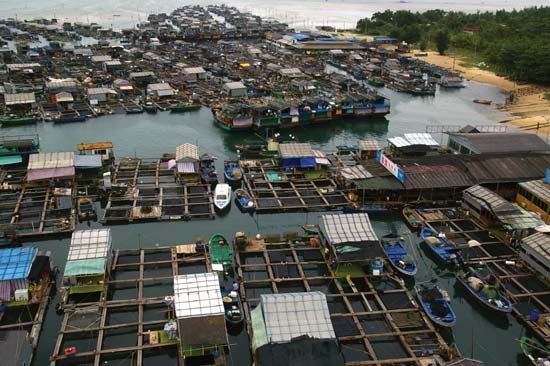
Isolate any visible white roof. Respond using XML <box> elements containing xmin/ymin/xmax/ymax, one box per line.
<box><xmin>173</xmin><ymin>273</ymin><xmax>224</xmax><ymax>318</ymax></box>
<box><xmin>278</xmin><ymin>143</ymin><xmax>313</xmax><ymax>158</ymax></box>
<box><xmin>224</xmin><ymin>81</ymin><xmax>246</xmax><ymax>90</ymax></box>
<box><xmin>28</xmin><ymin>152</ymin><xmax>74</xmax><ymax>170</ymax></box>
<box><xmin>68</xmin><ymin>229</ymin><xmax>112</xmax><ymax>261</ymax></box>
<box><xmin>358</xmin><ymin>139</ymin><xmax>381</xmax><ymax>151</ymax></box>
<box><xmin>403</xmin><ymin>133</ymin><xmax>439</xmax><ymax>147</ymax></box>
<box><xmin>215</xmin><ymin>183</ymin><xmax>230</xmax><ymax>196</ymax></box>
<box><xmin>183</xmin><ymin>66</ymin><xmax>206</xmax><ymax>75</ymax></box>
<box><xmin>321</xmin><ymin>213</ymin><xmax>378</xmax><ymax>244</ymax></box>
<box><xmin>388</xmin><ymin>136</ymin><xmax>411</xmax><ymax>148</ymax></box>
<box><xmin>91</xmin><ymin>55</ymin><xmax>112</xmax><ymax>62</ymax></box>
<box><xmin>87</xmin><ymin>87</ymin><xmax>116</xmax><ymax>95</ymax></box>
<box><xmin>260</xmin><ymin>292</ymin><xmax>335</xmax><ymax>343</ymax></box>
<box><xmin>176</xmin><ymin>143</ymin><xmax>199</xmax><ymax>162</ymax></box>
<box><xmin>4</xmin><ymin>93</ymin><xmax>36</xmax><ymax>105</ymax></box>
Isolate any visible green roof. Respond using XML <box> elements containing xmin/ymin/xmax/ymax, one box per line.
<box><xmin>0</xmin><ymin>155</ymin><xmax>22</xmax><ymax>166</ymax></box>
<box><xmin>64</xmin><ymin>258</ymin><xmax>106</xmax><ymax>276</ymax></box>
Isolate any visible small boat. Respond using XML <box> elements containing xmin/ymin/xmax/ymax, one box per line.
<box><xmin>519</xmin><ymin>336</ymin><xmax>550</xmax><ymax>365</ymax></box>
<box><xmin>415</xmin><ymin>284</ymin><xmax>456</xmax><ymax>327</ymax></box>
<box><xmin>473</xmin><ymin>99</ymin><xmax>492</xmax><ymax>105</ymax></box>
<box><xmin>402</xmin><ymin>206</ymin><xmax>422</xmax><ymax>230</ymax></box>
<box><xmin>143</xmin><ymin>101</ymin><xmax>157</xmax><ymax>113</ymax></box>
<box><xmin>200</xmin><ymin>154</ymin><xmax>218</xmax><ymax>186</ymax></box>
<box><xmin>221</xmin><ymin>288</ymin><xmax>244</xmax><ymax>327</ymax></box>
<box><xmin>234</xmin><ymin>189</ymin><xmax>255</xmax><ymax>213</ymax></box>
<box><xmin>420</xmin><ymin>227</ymin><xmax>461</xmax><ymax>266</ymax></box>
<box><xmin>77</xmin><ymin>197</ymin><xmax>96</xmax><ymax>221</ymax></box>
<box><xmin>456</xmin><ymin>264</ymin><xmax>513</xmax><ymax>313</ymax></box>
<box><xmin>0</xmin><ymin>113</ymin><xmax>37</xmax><ymax>127</ymax></box>
<box><xmin>53</xmin><ymin>111</ymin><xmax>87</xmax><ymax>123</ymax></box>
<box><xmin>209</xmin><ymin>233</ymin><xmax>233</xmax><ymax>271</ymax></box>
<box><xmin>382</xmin><ymin>241</ymin><xmax>417</xmax><ymax>276</ymax></box>
<box><xmin>224</xmin><ymin>160</ymin><xmax>242</xmax><ymax>185</ymax></box>
<box><xmin>214</xmin><ymin>183</ymin><xmax>231</xmax><ymax>211</ymax></box>
<box><xmin>170</xmin><ymin>101</ymin><xmax>201</xmax><ymax>113</ymax></box>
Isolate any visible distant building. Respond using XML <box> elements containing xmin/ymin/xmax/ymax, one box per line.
<box><xmin>447</xmin><ymin>132</ymin><xmax>549</xmax><ymax>155</ymax></box>
<box><xmin>223</xmin><ymin>81</ymin><xmax>247</xmax><ymax>98</ymax></box>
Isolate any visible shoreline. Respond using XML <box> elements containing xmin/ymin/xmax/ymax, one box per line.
<box><xmin>409</xmin><ymin>51</ymin><xmax>550</xmax><ymax>138</ymax></box>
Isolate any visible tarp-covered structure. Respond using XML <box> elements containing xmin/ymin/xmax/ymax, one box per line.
<box><xmin>174</xmin><ymin>273</ymin><xmax>226</xmax><ymax>346</ymax></box>
<box><xmin>175</xmin><ymin>143</ymin><xmax>200</xmax><ymax>174</ymax></box>
<box><xmin>27</xmin><ymin>151</ymin><xmax>75</xmax><ymax>181</ymax></box>
<box><xmin>0</xmin><ymin>247</ymin><xmax>37</xmax><ymax>301</ymax></box>
<box><xmin>321</xmin><ymin>213</ymin><xmax>383</xmax><ymax>260</ymax></box>
<box><xmin>251</xmin><ymin>292</ymin><xmax>344</xmax><ymax>366</ymax></box>
<box><xmin>278</xmin><ymin>143</ymin><xmax>316</xmax><ymax>169</ymax></box>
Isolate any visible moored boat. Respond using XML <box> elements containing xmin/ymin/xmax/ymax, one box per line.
<box><xmin>382</xmin><ymin>240</ymin><xmax>417</xmax><ymax>276</ymax></box>
<box><xmin>420</xmin><ymin>227</ymin><xmax>461</xmax><ymax>266</ymax></box>
<box><xmin>200</xmin><ymin>154</ymin><xmax>218</xmax><ymax>186</ymax></box>
<box><xmin>170</xmin><ymin>100</ymin><xmax>201</xmax><ymax>113</ymax></box>
<box><xmin>456</xmin><ymin>264</ymin><xmax>513</xmax><ymax>313</ymax></box>
<box><xmin>224</xmin><ymin>160</ymin><xmax>242</xmax><ymax>185</ymax></box>
<box><xmin>214</xmin><ymin>183</ymin><xmax>231</xmax><ymax>211</ymax></box>
<box><xmin>519</xmin><ymin>336</ymin><xmax>550</xmax><ymax>365</ymax></box>
<box><xmin>143</xmin><ymin>101</ymin><xmax>157</xmax><ymax>113</ymax></box>
<box><xmin>221</xmin><ymin>287</ymin><xmax>244</xmax><ymax>327</ymax></box>
<box><xmin>209</xmin><ymin>233</ymin><xmax>233</xmax><ymax>271</ymax></box>
<box><xmin>0</xmin><ymin>114</ymin><xmax>37</xmax><ymax>127</ymax></box>
<box><xmin>473</xmin><ymin>99</ymin><xmax>492</xmax><ymax>105</ymax></box>
<box><xmin>77</xmin><ymin>197</ymin><xmax>96</xmax><ymax>221</ymax></box>
<box><xmin>415</xmin><ymin>284</ymin><xmax>456</xmax><ymax>327</ymax></box>
<box><xmin>234</xmin><ymin>189</ymin><xmax>255</xmax><ymax>213</ymax></box>
<box><xmin>402</xmin><ymin>206</ymin><xmax>422</xmax><ymax>230</ymax></box>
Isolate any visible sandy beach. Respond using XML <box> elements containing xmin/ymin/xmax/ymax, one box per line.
<box><xmin>411</xmin><ymin>51</ymin><xmax>550</xmax><ymax>138</ymax></box>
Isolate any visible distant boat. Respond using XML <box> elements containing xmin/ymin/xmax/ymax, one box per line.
<box><xmin>234</xmin><ymin>189</ymin><xmax>254</xmax><ymax>213</ymax></box>
<box><xmin>420</xmin><ymin>227</ymin><xmax>461</xmax><ymax>266</ymax></box>
<box><xmin>209</xmin><ymin>233</ymin><xmax>233</xmax><ymax>271</ymax></box>
<box><xmin>382</xmin><ymin>240</ymin><xmax>417</xmax><ymax>277</ymax></box>
<box><xmin>221</xmin><ymin>287</ymin><xmax>244</xmax><ymax>327</ymax></box>
<box><xmin>402</xmin><ymin>206</ymin><xmax>422</xmax><ymax>230</ymax></box>
<box><xmin>456</xmin><ymin>264</ymin><xmax>513</xmax><ymax>313</ymax></box>
<box><xmin>519</xmin><ymin>336</ymin><xmax>550</xmax><ymax>365</ymax></box>
<box><xmin>224</xmin><ymin>160</ymin><xmax>242</xmax><ymax>185</ymax></box>
<box><xmin>214</xmin><ymin>183</ymin><xmax>231</xmax><ymax>211</ymax></box>
<box><xmin>415</xmin><ymin>284</ymin><xmax>456</xmax><ymax>327</ymax></box>
<box><xmin>473</xmin><ymin>99</ymin><xmax>492</xmax><ymax>105</ymax></box>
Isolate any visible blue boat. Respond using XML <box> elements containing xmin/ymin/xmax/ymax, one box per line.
<box><xmin>234</xmin><ymin>189</ymin><xmax>255</xmax><ymax>213</ymax></box>
<box><xmin>224</xmin><ymin>160</ymin><xmax>242</xmax><ymax>185</ymax></box>
<box><xmin>382</xmin><ymin>241</ymin><xmax>417</xmax><ymax>276</ymax></box>
<box><xmin>415</xmin><ymin>284</ymin><xmax>456</xmax><ymax>327</ymax></box>
<box><xmin>420</xmin><ymin>227</ymin><xmax>461</xmax><ymax>266</ymax></box>
<box><xmin>456</xmin><ymin>265</ymin><xmax>513</xmax><ymax>314</ymax></box>
<box><xmin>221</xmin><ymin>287</ymin><xmax>244</xmax><ymax>327</ymax></box>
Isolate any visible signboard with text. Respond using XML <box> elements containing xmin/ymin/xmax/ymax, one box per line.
<box><xmin>376</xmin><ymin>151</ymin><xmax>405</xmax><ymax>184</ymax></box>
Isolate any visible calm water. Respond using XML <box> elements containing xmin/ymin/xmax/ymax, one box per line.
<box><xmin>4</xmin><ymin>83</ymin><xmax>532</xmax><ymax>365</ymax></box>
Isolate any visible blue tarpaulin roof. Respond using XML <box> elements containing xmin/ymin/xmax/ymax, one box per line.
<box><xmin>0</xmin><ymin>247</ymin><xmax>37</xmax><ymax>281</ymax></box>
<box><xmin>0</xmin><ymin>155</ymin><xmax>22</xmax><ymax>166</ymax></box>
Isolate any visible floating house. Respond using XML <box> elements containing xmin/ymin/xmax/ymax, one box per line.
<box><xmin>147</xmin><ymin>83</ymin><xmax>176</xmax><ymax>99</ymax></box>
<box><xmin>76</xmin><ymin>141</ymin><xmax>114</xmax><ymax>163</ymax></box>
<box><xmin>278</xmin><ymin>143</ymin><xmax>316</xmax><ymax>170</ymax></box>
<box><xmin>320</xmin><ymin>213</ymin><xmax>383</xmax><ymax>262</ymax></box>
<box><xmin>173</xmin><ymin>273</ymin><xmax>227</xmax><ymax>359</ymax></box>
<box><xmin>87</xmin><ymin>87</ymin><xmax>117</xmax><ymax>104</ymax></box>
<box><xmin>251</xmin><ymin>292</ymin><xmax>344</xmax><ymax>366</ymax></box>
<box><xmin>516</xmin><ymin>179</ymin><xmax>550</xmax><ymax>224</ymax></box>
<box><xmin>175</xmin><ymin>143</ymin><xmax>200</xmax><ymax>184</ymax></box>
<box><xmin>27</xmin><ymin>152</ymin><xmax>75</xmax><ymax>182</ymax></box>
<box><xmin>62</xmin><ymin>229</ymin><xmax>112</xmax><ymax>296</ymax></box>
<box><xmin>358</xmin><ymin>139</ymin><xmax>381</xmax><ymax>159</ymax></box>
<box><xmin>519</xmin><ymin>232</ymin><xmax>550</xmax><ymax>281</ymax></box>
<box><xmin>223</xmin><ymin>81</ymin><xmax>247</xmax><ymax>98</ymax></box>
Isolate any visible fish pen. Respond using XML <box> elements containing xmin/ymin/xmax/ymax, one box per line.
<box><xmin>50</xmin><ymin>245</ymin><xmax>223</xmax><ymax>366</ymax></box>
<box><xmin>240</xmin><ymin>159</ymin><xmax>350</xmax><ymax>212</ymax></box>
<box><xmin>418</xmin><ymin>208</ymin><xmax>517</xmax><ymax>262</ymax></box>
<box><xmin>234</xmin><ymin>234</ymin><xmax>455</xmax><ymax>365</ymax></box>
<box><xmin>102</xmin><ymin>158</ymin><xmax>215</xmax><ymax>222</ymax></box>
<box><xmin>0</xmin><ymin>184</ymin><xmax>75</xmax><ymax>238</ymax></box>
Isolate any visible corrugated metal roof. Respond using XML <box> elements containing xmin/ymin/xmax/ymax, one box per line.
<box><xmin>358</xmin><ymin>139</ymin><xmax>381</xmax><ymax>151</ymax></box>
<box><xmin>341</xmin><ymin>165</ymin><xmax>373</xmax><ymax>180</ymax></box>
<box><xmin>224</xmin><ymin>81</ymin><xmax>246</xmax><ymax>90</ymax></box>
<box><xmin>28</xmin><ymin>152</ymin><xmax>74</xmax><ymax>170</ymax></box>
<box><xmin>129</xmin><ymin>71</ymin><xmax>155</xmax><ymax>79</ymax></box>
<box><xmin>321</xmin><ymin>213</ymin><xmax>378</xmax><ymax>244</ymax></box>
<box><xmin>278</xmin><ymin>143</ymin><xmax>313</xmax><ymax>158</ymax></box>
<box><xmin>74</xmin><ymin>155</ymin><xmax>102</xmax><ymax>168</ymax></box>
<box><xmin>173</xmin><ymin>273</ymin><xmax>224</xmax><ymax>318</ymax></box>
<box><xmin>388</xmin><ymin>136</ymin><xmax>410</xmax><ymax>148</ymax></box>
<box><xmin>403</xmin><ymin>133</ymin><xmax>439</xmax><ymax>147</ymax></box>
<box><xmin>519</xmin><ymin>179</ymin><xmax>550</xmax><ymax>204</ymax></box>
<box><xmin>260</xmin><ymin>292</ymin><xmax>335</xmax><ymax>343</ymax></box>
<box><xmin>91</xmin><ymin>55</ymin><xmax>112</xmax><ymax>62</ymax></box>
<box><xmin>0</xmin><ymin>247</ymin><xmax>37</xmax><ymax>281</ymax></box>
<box><xmin>183</xmin><ymin>66</ymin><xmax>206</xmax><ymax>74</ymax></box>
<box><xmin>449</xmin><ymin>132</ymin><xmax>549</xmax><ymax>154</ymax></box>
<box><xmin>402</xmin><ymin>164</ymin><xmax>473</xmax><ymax>190</ymax></box>
<box><xmin>147</xmin><ymin>83</ymin><xmax>174</xmax><ymax>91</ymax></box>
<box><xmin>522</xmin><ymin>232</ymin><xmax>550</xmax><ymax>261</ymax></box>
<box><xmin>4</xmin><ymin>93</ymin><xmax>36</xmax><ymax>105</ymax></box>
<box><xmin>87</xmin><ymin>87</ymin><xmax>116</xmax><ymax>95</ymax></box>
<box><xmin>64</xmin><ymin>258</ymin><xmax>106</xmax><ymax>276</ymax></box>
<box><xmin>176</xmin><ymin>143</ymin><xmax>199</xmax><ymax>162</ymax></box>
<box><xmin>68</xmin><ymin>229</ymin><xmax>112</xmax><ymax>261</ymax></box>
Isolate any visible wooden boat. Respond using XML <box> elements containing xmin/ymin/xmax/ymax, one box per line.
<box><xmin>382</xmin><ymin>240</ymin><xmax>417</xmax><ymax>276</ymax></box>
<box><xmin>214</xmin><ymin>183</ymin><xmax>231</xmax><ymax>211</ymax></box>
<box><xmin>420</xmin><ymin>227</ymin><xmax>461</xmax><ymax>266</ymax></box>
<box><xmin>402</xmin><ymin>206</ymin><xmax>423</xmax><ymax>230</ymax></box>
<box><xmin>221</xmin><ymin>288</ymin><xmax>244</xmax><ymax>327</ymax></box>
<box><xmin>209</xmin><ymin>233</ymin><xmax>233</xmax><ymax>270</ymax></box>
<box><xmin>415</xmin><ymin>284</ymin><xmax>456</xmax><ymax>327</ymax></box>
<box><xmin>456</xmin><ymin>264</ymin><xmax>513</xmax><ymax>313</ymax></box>
<box><xmin>473</xmin><ymin>99</ymin><xmax>492</xmax><ymax>105</ymax></box>
<box><xmin>143</xmin><ymin>101</ymin><xmax>157</xmax><ymax>113</ymax></box>
<box><xmin>224</xmin><ymin>160</ymin><xmax>242</xmax><ymax>185</ymax></box>
<box><xmin>53</xmin><ymin>111</ymin><xmax>86</xmax><ymax>123</ymax></box>
<box><xmin>519</xmin><ymin>336</ymin><xmax>550</xmax><ymax>365</ymax></box>
<box><xmin>0</xmin><ymin>114</ymin><xmax>36</xmax><ymax>127</ymax></box>
<box><xmin>77</xmin><ymin>197</ymin><xmax>96</xmax><ymax>221</ymax></box>
<box><xmin>170</xmin><ymin>101</ymin><xmax>201</xmax><ymax>113</ymax></box>
<box><xmin>234</xmin><ymin>189</ymin><xmax>254</xmax><ymax>213</ymax></box>
<box><xmin>200</xmin><ymin>154</ymin><xmax>218</xmax><ymax>186</ymax></box>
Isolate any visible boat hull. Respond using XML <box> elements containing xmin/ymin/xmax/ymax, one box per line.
<box><xmin>456</xmin><ymin>275</ymin><xmax>513</xmax><ymax>313</ymax></box>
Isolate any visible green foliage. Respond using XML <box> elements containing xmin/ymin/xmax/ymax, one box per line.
<box><xmin>355</xmin><ymin>7</ymin><xmax>550</xmax><ymax>84</ymax></box>
<box><xmin>545</xmin><ymin>93</ymin><xmax>550</xmax><ymax>100</ymax></box>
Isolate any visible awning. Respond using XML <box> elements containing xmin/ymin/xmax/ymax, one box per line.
<box><xmin>64</xmin><ymin>258</ymin><xmax>106</xmax><ymax>276</ymax></box>
<box><xmin>0</xmin><ymin>155</ymin><xmax>22</xmax><ymax>166</ymax></box>
<box><xmin>177</xmin><ymin>162</ymin><xmax>195</xmax><ymax>173</ymax></box>
<box><xmin>27</xmin><ymin>167</ymin><xmax>75</xmax><ymax>181</ymax></box>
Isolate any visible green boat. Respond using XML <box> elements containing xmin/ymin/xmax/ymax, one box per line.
<box><xmin>170</xmin><ymin>101</ymin><xmax>201</xmax><ymax>113</ymax></box>
<box><xmin>520</xmin><ymin>336</ymin><xmax>550</xmax><ymax>365</ymax></box>
<box><xmin>209</xmin><ymin>233</ymin><xmax>233</xmax><ymax>271</ymax></box>
<box><xmin>0</xmin><ymin>114</ymin><xmax>37</xmax><ymax>127</ymax></box>
<box><xmin>368</xmin><ymin>77</ymin><xmax>385</xmax><ymax>87</ymax></box>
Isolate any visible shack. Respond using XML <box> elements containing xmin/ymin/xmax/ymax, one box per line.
<box><xmin>76</xmin><ymin>141</ymin><xmax>114</xmax><ymax>163</ymax></box>
<box><xmin>128</xmin><ymin>71</ymin><xmax>156</xmax><ymax>87</ymax></box>
<box><xmin>27</xmin><ymin>152</ymin><xmax>75</xmax><ymax>182</ymax></box>
<box><xmin>447</xmin><ymin>132</ymin><xmax>549</xmax><ymax>155</ymax></box>
<box><xmin>173</xmin><ymin>273</ymin><xmax>227</xmax><ymax>353</ymax></box>
<box><xmin>147</xmin><ymin>82</ymin><xmax>176</xmax><ymax>99</ymax></box>
<box><xmin>251</xmin><ymin>292</ymin><xmax>344</xmax><ymax>366</ymax></box>
<box><xmin>182</xmin><ymin>66</ymin><xmax>207</xmax><ymax>80</ymax></box>
<box><xmin>278</xmin><ymin>142</ymin><xmax>316</xmax><ymax>170</ymax></box>
<box><xmin>320</xmin><ymin>213</ymin><xmax>383</xmax><ymax>262</ymax></box>
<box><xmin>175</xmin><ymin>143</ymin><xmax>200</xmax><ymax>184</ymax></box>
<box><xmin>519</xmin><ymin>232</ymin><xmax>550</xmax><ymax>281</ymax></box>
<box><xmin>3</xmin><ymin>92</ymin><xmax>36</xmax><ymax>115</ymax></box>
<box><xmin>358</xmin><ymin>139</ymin><xmax>381</xmax><ymax>159</ymax></box>
<box><xmin>516</xmin><ymin>179</ymin><xmax>550</xmax><ymax>224</ymax></box>
<box><xmin>62</xmin><ymin>229</ymin><xmax>112</xmax><ymax>296</ymax></box>
<box><xmin>87</xmin><ymin>87</ymin><xmax>117</xmax><ymax>104</ymax></box>
<box><xmin>0</xmin><ymin>247</ymin><xmax>37</xmax><ymax>305</ymax></box>
<box><xmin>223</xmin><ymin>81</ymin><xmax>247</xmax><ymax>98</ymax></box>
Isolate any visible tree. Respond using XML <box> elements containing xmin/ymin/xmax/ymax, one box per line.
<box><xmin>435</xmin><ymin>29</ymin><xmax>450</xmax><ymax>54</ymax></box>
<box><xmin>419</xmin><ymin>38</ymin><xmax>428</xmax><ymax>51</ymax></box>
